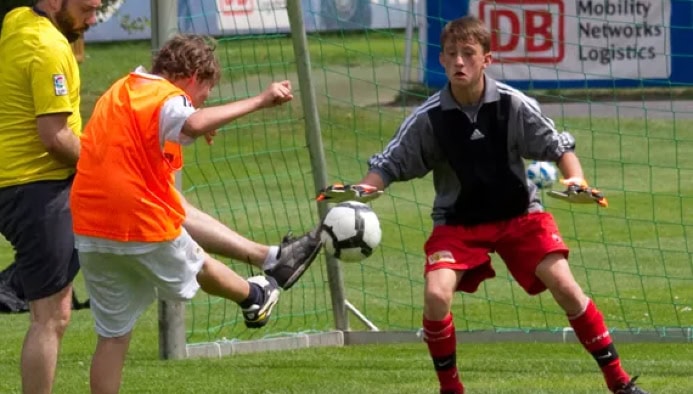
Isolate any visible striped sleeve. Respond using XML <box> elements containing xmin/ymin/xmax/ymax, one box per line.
<box><xmin>496</xmin><ymin>82</ymin><xmax>575</xmax><ymax>161</ymax></box>
<box><xmin>367</xmin><ymin>93</ymin><xmax>441</xmax><ymax>186</ymax></box>
<box><xmin>159</xmin><ymin>95</ymin><xmax>196</xmax><ymax>147</ymax></box>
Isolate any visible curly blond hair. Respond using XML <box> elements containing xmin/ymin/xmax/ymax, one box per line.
<box><xmin>152</xmin><ymin>34</ymin><xmax>221</xmax><ymax>85</ymax></box>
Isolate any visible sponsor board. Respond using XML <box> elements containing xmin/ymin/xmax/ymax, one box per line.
<box><xmin>85</xmin><ymin>0</ymin><xmax>417</xmax><ymax>42</ymax></box>
<box><xmin>424</xmin><ymin>0</ymin><xmax>693</xmax><ymax>89</ymax></box>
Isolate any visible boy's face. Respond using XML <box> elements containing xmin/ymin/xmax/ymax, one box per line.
<box><xmin>185</xmin><ymin>79</ymin><xmax>214</xmax><ymax>108</ymax></box>
<box><xmin>439</xmin><ymin>39</ymin><xmax>491</xmax><ymax>90</ymax></box>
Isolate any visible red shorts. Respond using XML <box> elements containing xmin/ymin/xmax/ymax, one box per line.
<box><xmin>424</xmin><ymin>212</ymin><xmax>569</xmax><ymax>295</ymax></box>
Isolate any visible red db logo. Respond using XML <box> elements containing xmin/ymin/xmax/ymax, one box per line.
<box><xmin>220</xmin><ymin>0</ymin><xmax>254</xmax><ymax>15</ymax></box>
<box><xmin>479</xmin><ymin>0</ymin><xmax>564</xmax><ymax>64</ymax></box>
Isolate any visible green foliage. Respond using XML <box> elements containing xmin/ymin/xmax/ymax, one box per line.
<box><xmin>117</xmin><ymin>12</ymin><xmax>149</xmax><ymax>32</ymax></box>
<box><xmin>97</xmin><ymin>0</ymin><xmax>150</xmax><ymax>33</ymax></box>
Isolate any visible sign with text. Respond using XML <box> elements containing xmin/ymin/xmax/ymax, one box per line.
<box><xmin>85</xmin><ymin>0</ymin><xmax>417</xmax><ymax>41</ymax></box>
<box><xmin>424</xmin><ymin>0</ymin><xmax>693</xmax><ymax>89</ymax></box>
<box><xmin>216</xmin><ymin>0</ymin><xmax>290</xmax><ymax>32</ymax></box>
<box><xmin>479</xmin><ymin>0</ymin><xmax>565</xmax><ymax>64</ymax></box>
<box><xmin>472</xmin><ymin>0</ymin><xmax>671</xmax><ymax>81</ymax></box>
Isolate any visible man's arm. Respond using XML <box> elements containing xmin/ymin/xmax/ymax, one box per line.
<box><xmin>36</xmin><ymin>113</ymin><xmax>80</xmax><ymax>166</ymax></box>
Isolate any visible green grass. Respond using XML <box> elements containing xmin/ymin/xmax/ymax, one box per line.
<box><xmin>1</xmin><ymin>30</ymin><xmax>692</xmax><ymax>393</ymax></box>
<box><xmin>1</xmin><ymin>305</ymin><xmax>692</xmax><ymax>393</ymax></box>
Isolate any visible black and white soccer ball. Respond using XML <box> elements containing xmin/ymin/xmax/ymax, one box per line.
<box><xmin>320</xmin><ymin>201</ymin><xmax>382</xmax><ymax>262</ymax></box>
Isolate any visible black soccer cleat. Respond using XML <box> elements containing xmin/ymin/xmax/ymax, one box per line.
<box><xmin>613</xmin><ymin>376</ymin><xmax>649</xmax><ymax>394</ymax></box>
<box><xmin>264</xmin><ymin>226</ymin><xmax>322</xmax><ymax>290</ymax></box>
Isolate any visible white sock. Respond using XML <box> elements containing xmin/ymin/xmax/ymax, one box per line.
<box><xmin>262</xmin><ymin>246</ymin><xmax>280</xmax><ymax>270</ymax></box>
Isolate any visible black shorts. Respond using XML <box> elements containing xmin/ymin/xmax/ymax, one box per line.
<box><xmin>0</xmin><ymin>177</ymin><xmax>79</xmax><ymax>301</ymax></box>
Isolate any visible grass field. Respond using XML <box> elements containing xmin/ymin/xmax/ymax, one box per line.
<box><xmin>1</xmin><ymin>31</ymin><xmax>692</xmax><ymax>393</ymax></box>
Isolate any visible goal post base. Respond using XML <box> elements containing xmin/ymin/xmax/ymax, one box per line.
<box><xmin>186</xmin><ymin>331</ymin><xmax>345</xmax><ymax>359</ymax></box>
<box><xmin>184</xmin><ymin>327</ymin><xmax>691</xmax><ymax>358</ymax></box>
<box><xmin>343</xmin><ymin>328</ymin><xmax>693</xmax><ymax>345</ymax></box>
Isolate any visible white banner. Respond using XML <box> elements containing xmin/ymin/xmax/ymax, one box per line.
<box><xmin>85</xmin><ymin>0</ymin><xmax>416</xmax><ymax>42</ymax></box>
<box><xmin>469</xmin><ymin>0</ymin><xmax>672</xmax><ymax>80</ymax></box>
<box><xmin>215</xmin><ymin>0</ymin><xmax>414</xmax><ymax>32</ymax></box>
<box><xmin>216</xmin><ymin>0</ymin><xmax>290</xmax><ymax>32</ymax></box>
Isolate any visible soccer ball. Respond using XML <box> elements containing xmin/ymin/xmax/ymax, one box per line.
<box><xmin>320</xmin><ymin>201</ymin><xmax>382</xmax><ymax>262</ymax></box>
<box><xmin>526</xmin><ymin>161</ymin><xmax>558</xmax><ymax>189</ymax></box>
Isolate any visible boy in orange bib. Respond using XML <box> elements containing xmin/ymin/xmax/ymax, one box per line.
<box><xmin>70</xmin><ymin>34</ymin><xmax>313</xmax><ymax>393</ymax></box>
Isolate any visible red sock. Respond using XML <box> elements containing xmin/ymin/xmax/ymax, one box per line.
<box><xmin>423</xmin><ymin>313</ymin><xmax>464</xmax><ymax>394</ymax></box>
<box><xmin>569</xmin><ymin>299</ymin><xmax>630</xmax><ymax>390</ymax></box>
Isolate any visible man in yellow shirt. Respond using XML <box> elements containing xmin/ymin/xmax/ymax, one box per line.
<box><xmin>0</xmin><ymin>1</ymin><xmax>100</xmax><ymax>393</ymax></box>
<box><xmin>1</xmin><ymin>3</ymin><xmax>323</xmax><ymax>392</ymax></box>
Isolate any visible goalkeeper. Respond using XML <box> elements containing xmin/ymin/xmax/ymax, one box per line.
<box><xmin>70</xmin><ymin>34</ymin><xmax>320</xmax><ymax>394</ymax></box>
<box><xmin>318</xmin><ymin>16</ymin><xmax>646</xmax><ymax>394</ymax></box>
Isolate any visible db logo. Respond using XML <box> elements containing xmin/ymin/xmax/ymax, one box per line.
<box><xmin>478</xmin><ymin>0</ymin><xmax>564</xmax><ymax>64</ymax></box>
<box><xmin>220</xmin><ymin>0</ymin><xmax>253</xmax><ymax>15</ymax></box>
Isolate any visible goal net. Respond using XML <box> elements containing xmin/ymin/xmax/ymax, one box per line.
<box><xmin>177</xmin><ymin>0</ymin><xmax>692</xmax><ymax>349</ymax></box>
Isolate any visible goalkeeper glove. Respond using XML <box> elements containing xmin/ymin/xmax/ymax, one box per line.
<box><xmin>316</xmin><ymin>183</ymin><xmax>382</xmax><ymax>203</ymax></box>
<box><xmin>547</xmin><ymin>178</ymin><xmax>608</xmax><ymax>207</ymax></box>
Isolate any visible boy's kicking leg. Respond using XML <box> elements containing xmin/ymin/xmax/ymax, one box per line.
<box><xmin>81</xmin><ymin>229</ymin><xmax>280</xmax><ymax>394</ymax></box>
<box><xmin>182</xmin><ymin>200</ymin><xmax>321</xmax><ymax>290</ymax></box>
<box><xmin>196</xmin><ymin>256</ymin><xmax>279</xmax><ymax>328</ymax></box>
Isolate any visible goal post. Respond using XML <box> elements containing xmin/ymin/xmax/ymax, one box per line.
<box><xmin>285</xmin><ymin>0</ymin><xmax>350</xmax><ymax>332</ymax></box>
<box><xmin>151</xmin><ymin>0</ymin><xmax>186</xmax><ymax>360</ymax></box>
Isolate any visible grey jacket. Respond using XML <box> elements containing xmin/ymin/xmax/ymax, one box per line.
<box><xmin>367</xmin><ymin>75</ymin><xmax>576</xmax><ymax>226</ymax></box>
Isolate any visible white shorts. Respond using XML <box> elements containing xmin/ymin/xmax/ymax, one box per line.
<box><xmin>78</xmin><ymin>229</ymin><xmax>206</xmax><ymax>338</ymax></box>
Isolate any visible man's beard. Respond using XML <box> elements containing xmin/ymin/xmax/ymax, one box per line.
<box><xmin>55</xmin><ymin>5</ymin><xmax>88</xmax><ymax>43</ymax></box>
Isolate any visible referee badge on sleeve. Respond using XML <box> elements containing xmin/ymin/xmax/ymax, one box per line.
<box><xmin>53</xmin><ymin>74</ymin><xmax>68</xmax><ymax>96</ymax></box>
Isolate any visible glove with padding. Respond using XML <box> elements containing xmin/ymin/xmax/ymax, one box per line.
<box><xmin>547</xmin><ymin>178</ymin><xmax>608</xmax><ymax>207</ymax></box>
<box><xmin>316</xmin><ymin>183</ymin><xmax>382</xmax><ymax>203</ymax></box>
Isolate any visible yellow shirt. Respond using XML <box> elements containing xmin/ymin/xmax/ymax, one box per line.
<box><xmin>0</xmin><ymin>7</ymin><xmax>81</xmax><ymax>188</ymax></box>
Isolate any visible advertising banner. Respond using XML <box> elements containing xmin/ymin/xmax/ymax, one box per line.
<box><xmin>85</xmin><ymin>0</ymin><xmax>415</xmax><ymax>42</ymax></box>
<box><xmin>423</xmin><ymin>0</ymin><xmax>693</xmax><ymax>89</ymax></box>
<box><xmin>215</xmin><ymin>0</ymin><xmax>290</xmax><ymax>33</ymax></box>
